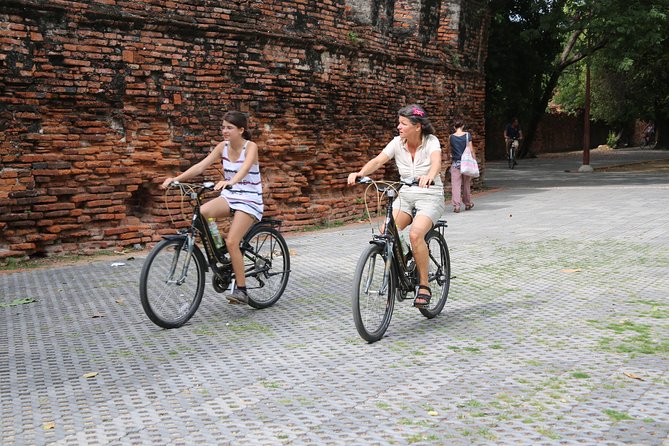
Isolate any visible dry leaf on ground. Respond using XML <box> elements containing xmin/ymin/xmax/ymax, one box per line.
<box><xmin>623</xmin><ymin>372</ymin><xmax>644</xmax><ymax>381</ymax></box>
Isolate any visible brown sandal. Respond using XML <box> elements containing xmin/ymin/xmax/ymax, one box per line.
<box><xmin>413</xmin><ymin>285</ymin><xmax>431</xmax><ymax>308</ymax></box>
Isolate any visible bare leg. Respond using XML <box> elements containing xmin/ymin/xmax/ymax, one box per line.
<box><xmin>392</xmin><ymin>209</ymin><xmax>413</xmax><ymax>231</ymax></box>
<box><xmin>201</xmin><ymin>197</ymin><xmax>232</xmax><ymax>220</ymax></box>
<box><xmin>225</xmin><ymin>211</ymin><xmax>257</xmax><ymax>288</ymax></box>
<box><xmin>408</xmin><ymin>215</ymin><xmax>433</xmax><ymax>305</ymax></box>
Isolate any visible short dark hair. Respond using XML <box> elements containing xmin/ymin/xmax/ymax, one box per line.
<box><xmin>452</xmin><ymin>116</ymin><xmax>464</xmax><ymax>130</ymax></box>
<box><xmin>397</xmin><ymin>104</ymin><xmax>434</xmax><ymax>136</ymax></box>
<box><xmin>223</xmin><ymin>110</ymin><xmax>251</xmax><ymax>139</ymax></box>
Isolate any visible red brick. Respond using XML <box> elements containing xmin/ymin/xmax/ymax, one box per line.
<box><xmin>0</xmin><ymin>0</ymin><xmax>488</xmax><ymax>258</ymax></box>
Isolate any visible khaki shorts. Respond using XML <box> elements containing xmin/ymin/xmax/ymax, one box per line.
<box><xmin>392</xmin><ymin>187</ymin><xmax>446</xmax><ymax>225</ymax></box>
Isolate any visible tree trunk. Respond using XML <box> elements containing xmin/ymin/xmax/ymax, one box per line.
<box><xmin>520</xmin><ymin>70</ymin><xmax>562</xmax><ymax>158</ymax></box>
<box><xmin>655</xmin><ymin>114</ymin><xmax>668</xmax><ymax>149</ymax></box>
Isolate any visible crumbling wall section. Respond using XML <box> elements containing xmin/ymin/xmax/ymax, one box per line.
<box><xmin>0</xmin><ymin>0</ymin><xmax>488</xmax><ymax>258</ymax></box>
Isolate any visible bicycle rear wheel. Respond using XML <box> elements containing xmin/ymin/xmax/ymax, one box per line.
<box><xmin>419</xmin><ymin>231</ymin><xmax>450</xmax><ymax>319</ymax></box>
<box><xmin>139</xmin><ymin>238</ymin><xmax>205</xmax><ymax>328</ymax></box>
<box><xmin>242</xmin><ymin>226</ymin><xmax>290</xmax><ymax>309</ymax></box>
<box><xmin>352</xmin><ymin>244</ymin><xmax>396</xmax><ymax>343</ymax></box>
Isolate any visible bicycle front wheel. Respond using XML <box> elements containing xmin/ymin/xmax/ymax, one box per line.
<box><xmin>419</xmin><ymin>231</ymin><xmax>451</xmax><ymax>319</ymax></box>
<box><xmin>243</xmin><ymin>226</ymin><xmax>290</xmax><ymax>309</ymax></box>
<box><xmin>139</xmin><ymin>238</ymin><xmax>205</xmax><ymax>328</ymax></box>
<box><xmin>352</xmin><ymin>244</ymin><xmax>396</xmax><ymax>343</ymax></box>
<box><xmin>508</xmin><ymin>148</ymin><xmax>514</xmax><ymax>169</ymax></box>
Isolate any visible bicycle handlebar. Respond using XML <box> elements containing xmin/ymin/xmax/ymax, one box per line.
<box><xmin>356</xmin><ymin>177</ymin><xmax>434</xmax><ymax>188</ymax></box>
<box><xmin>170</xmin><ymin>181</ymin><xmax>232</xmax><ymax>192</ymax></box>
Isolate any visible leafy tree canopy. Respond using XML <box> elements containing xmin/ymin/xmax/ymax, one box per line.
<box><xmin>486</xmin><ymin>0</ymin><xmax>669</xmax><ymax>152</ymax></box>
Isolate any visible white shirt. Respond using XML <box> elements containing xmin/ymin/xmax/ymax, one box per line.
<box><xmin>381</xmin><ymin>134</ymin><xmax>443</xmax><ymax>187</ymax></box>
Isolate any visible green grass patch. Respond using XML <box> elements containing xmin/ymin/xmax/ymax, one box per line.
<box><xmin>228</xmin><ymin>321</ymin><xmax>272</xmax><ymax>334</ymax></box>
<box><xmin>407</xmin><ymin>433</ymin><xmax>439</xmax><ymax>444</ymax></box>
<box><xmin>536</xmin><ymin>427</ymin><xmax>561</xmax><ymax>440</ymax></box>
<box><xmin>604</xmin><ymin>321</ymin><xmax>651</xmax><ymax>335</ymax></box>
<box><xmin>192</xmin><ymin>327</ymin><xmax>216</xmax><ymax>336</ymax></box>
<box><xmin>632</xmin><ymin>300</ymin><xmax>668</xmax><ymax>307</ymax></box>
<box><xmin>603</xmin><ymin>409</ymin><xmax>633</xmax><ymax>421</ymax></box>
<box><xmin>571</xmin><ymin>372</ymin><xmax>590</xmax><ymax>379</ymax></box>
<box><xmin>599</xmin><ymin>335</ymin><xmax>669</xmax><ymax>355</ymax></box>
<box><xmin>638</xmin><ymin>308</ymin><xmax>669</xmax><ymax>319</ymax></box>
<box><xmin>0</xmin><ymin>297</ymin><xmax>37</xmax><ymax>308</ymax></box>
<box><xmin>260</xmin><ymin>380</ymin><xmax>281</xmax><ymax>389</ymax></box>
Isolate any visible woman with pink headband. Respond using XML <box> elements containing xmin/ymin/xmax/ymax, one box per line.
<box><xmin>347</xmin><ymin>104</ymin><xmax>446</xmax><ymax>308</ymax></box>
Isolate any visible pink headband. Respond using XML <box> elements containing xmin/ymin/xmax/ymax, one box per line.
<box><xmin>412</xmin><ymin>107</ymin><xmax>425</xmax><ymax>117</ymax></box>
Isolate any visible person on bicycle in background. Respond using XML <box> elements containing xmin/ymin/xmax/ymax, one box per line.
<box><xmin>643</xmin><ymin>123</ymin><xmax>655</xmax><ymax>147</ymax></box>
<box><xmin>504</xmin><ymin>117</ymin><xmax>523</xmax><ymax>165</ymax></box>
<box><xmin>347</xmin><ymin>104</ymin><xmax>446</xmax><ymax>308</ymax></box>
<box><xmin>160</xmin><ymin>110</ymin><xmax>263</xmax><ymax>305</ymax></box>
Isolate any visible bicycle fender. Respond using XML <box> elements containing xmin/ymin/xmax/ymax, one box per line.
<box><xmin>160</xmin><ymin>234</ymin><xmax>209</xmax><ymax>272</ymax></box>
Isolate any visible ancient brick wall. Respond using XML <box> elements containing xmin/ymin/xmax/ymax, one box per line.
<box><xmin>0</xmin><ymin>0</ymin><xmax>488</xmax><ymax>259</ymax></box>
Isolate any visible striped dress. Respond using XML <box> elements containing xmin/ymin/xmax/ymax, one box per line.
<box><xmin>220</xmin><ymin>141</ymin><xmax>264</xmax><ymax>221</ymax></box>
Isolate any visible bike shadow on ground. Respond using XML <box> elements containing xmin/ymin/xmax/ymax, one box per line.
<box><xmin>389</xmin><ymin>297</ymin><xmax>543</xmax><ymax>338</ymax></box>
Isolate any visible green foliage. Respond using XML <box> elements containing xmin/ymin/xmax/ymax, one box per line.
<box><xmin>551</xmin><ymin>1</ymin><xmax>669</xmax><ymax>126</ymax></box>
<box><xmin>486</xmin><ymin>0</ymin><xmax>565</xmax><ymax>122</ymax></box>
<box><xmin>487</xmin><ymin>0</ymin><xmax>669</xmax><ymax>150</ymax></box>
<box><xmin>606</xmin><ymin>131</ymin><xmax>618</xmax><ymax>147</ymax></box>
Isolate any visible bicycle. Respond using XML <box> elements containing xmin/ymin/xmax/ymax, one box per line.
<box><xmin>641</xmin><ymin>130</ymin><xmax>655</xmax><ymax>148</ymax></box>
<box><xmin>139</xmin><ymin>181</ymin><xmax>290</xmax><ymax>328</ymax></box>
<box><xmin>507</xmin><ymin>137</ymin><xmax>519</xmax><ymax>169</ymax></box>
<box><xmin>351</xmin><ymin>177</ymin><xmax>451</xmax><ymax>343</ymax></box>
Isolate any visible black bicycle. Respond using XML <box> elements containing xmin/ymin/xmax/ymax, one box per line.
<box><xmin>351</xmin><ymin>177</ymin><xmax>451</xmax><ymax>343</ymax></box>
<box><xmin>139</xmin><ymin>181</ymin><xmax>290</xmax><ymax>328</ymax></box>
<box><xmin>508</xmin><ymin>137</ymin><xmax>519</xmax><ymax>169</ymax></box>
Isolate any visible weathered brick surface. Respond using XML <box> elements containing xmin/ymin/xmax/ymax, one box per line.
<box><xmin>0</xmin><ymin>0</ymin><xmax>488</xmax><ymax>258</ymax></box>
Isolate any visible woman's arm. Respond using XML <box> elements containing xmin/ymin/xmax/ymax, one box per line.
<box><xmin>418</xmin><ymin>150</ymin><xmax>442</xmax><ymax>188</ymax></box>
<box><xmin>161</xmin><ymin>141</ymin><xmax>225</xmax><ymax>189</ymax></box>
<box><xmin>347</xmin><ymin>153</ymin><xmax>390</xmax><ymax>185</ymax></box>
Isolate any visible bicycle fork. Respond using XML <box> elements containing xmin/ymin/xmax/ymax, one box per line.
<box><xmin>166</xmin><ymin>234</ymin><xmax>196</xmax><ymax>285</ymax></box>
<box><xmin>362</xmin><ymin>242</ymin><xmax>393</xmax><ymax>297</ymax></box>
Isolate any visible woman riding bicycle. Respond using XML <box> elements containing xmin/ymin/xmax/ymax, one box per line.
<box><xmin>160</xmin><ymin>110</ymin><xmax>262</xmax><ymax>305</ymax></box>
<box><xmin>347</xmin><ymin>104</ymin><xmax>446</xmax><ymax>308</ymax></box>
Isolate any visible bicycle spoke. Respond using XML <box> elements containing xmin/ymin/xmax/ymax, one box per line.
<box><xmin>242</xmin><ymin>227</ymin><xmax>290</xmax><ymax>309</ymax></box>
<box><xmin>352</xmin><ymin>245</ymin><xmax>395</xmax><ymax>343</ymax></box>
<box><xmin>140</xmin><ymin>238</ymin><xmax>205</xmax><ymax>328</ymax></box>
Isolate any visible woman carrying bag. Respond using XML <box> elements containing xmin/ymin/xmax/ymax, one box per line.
<box><xmin>448</xmin><ymin>116</ymin><xmax>478</xmax><ymax>213</ymax></box>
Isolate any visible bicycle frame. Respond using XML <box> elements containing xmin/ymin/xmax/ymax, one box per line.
<box><xmin>368</xmin><ymin>181</ymin><xmax>417</xmax><ymax>297</ymax></box>
<box><xmin>166</xmin><ymin>182</ymin><xmax>284</xmax><ymax>284</ymax></box>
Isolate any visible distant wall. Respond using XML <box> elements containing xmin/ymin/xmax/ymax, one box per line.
<box><xmin>0</xmin><ymin>0</ymin><xmax>488</xmax><ymax>258</ymax></box>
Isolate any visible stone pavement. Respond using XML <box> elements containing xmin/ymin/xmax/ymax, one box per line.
<box><xmin>2</xmin><ymin>148</ymin><xmax>669</xmax><ymax>445</ymax></box>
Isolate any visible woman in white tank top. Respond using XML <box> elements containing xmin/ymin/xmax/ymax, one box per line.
<box><xmin>160</xmin><ymin>111</ymin><xmax>263</xmax><ymax>305</ymax></box>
